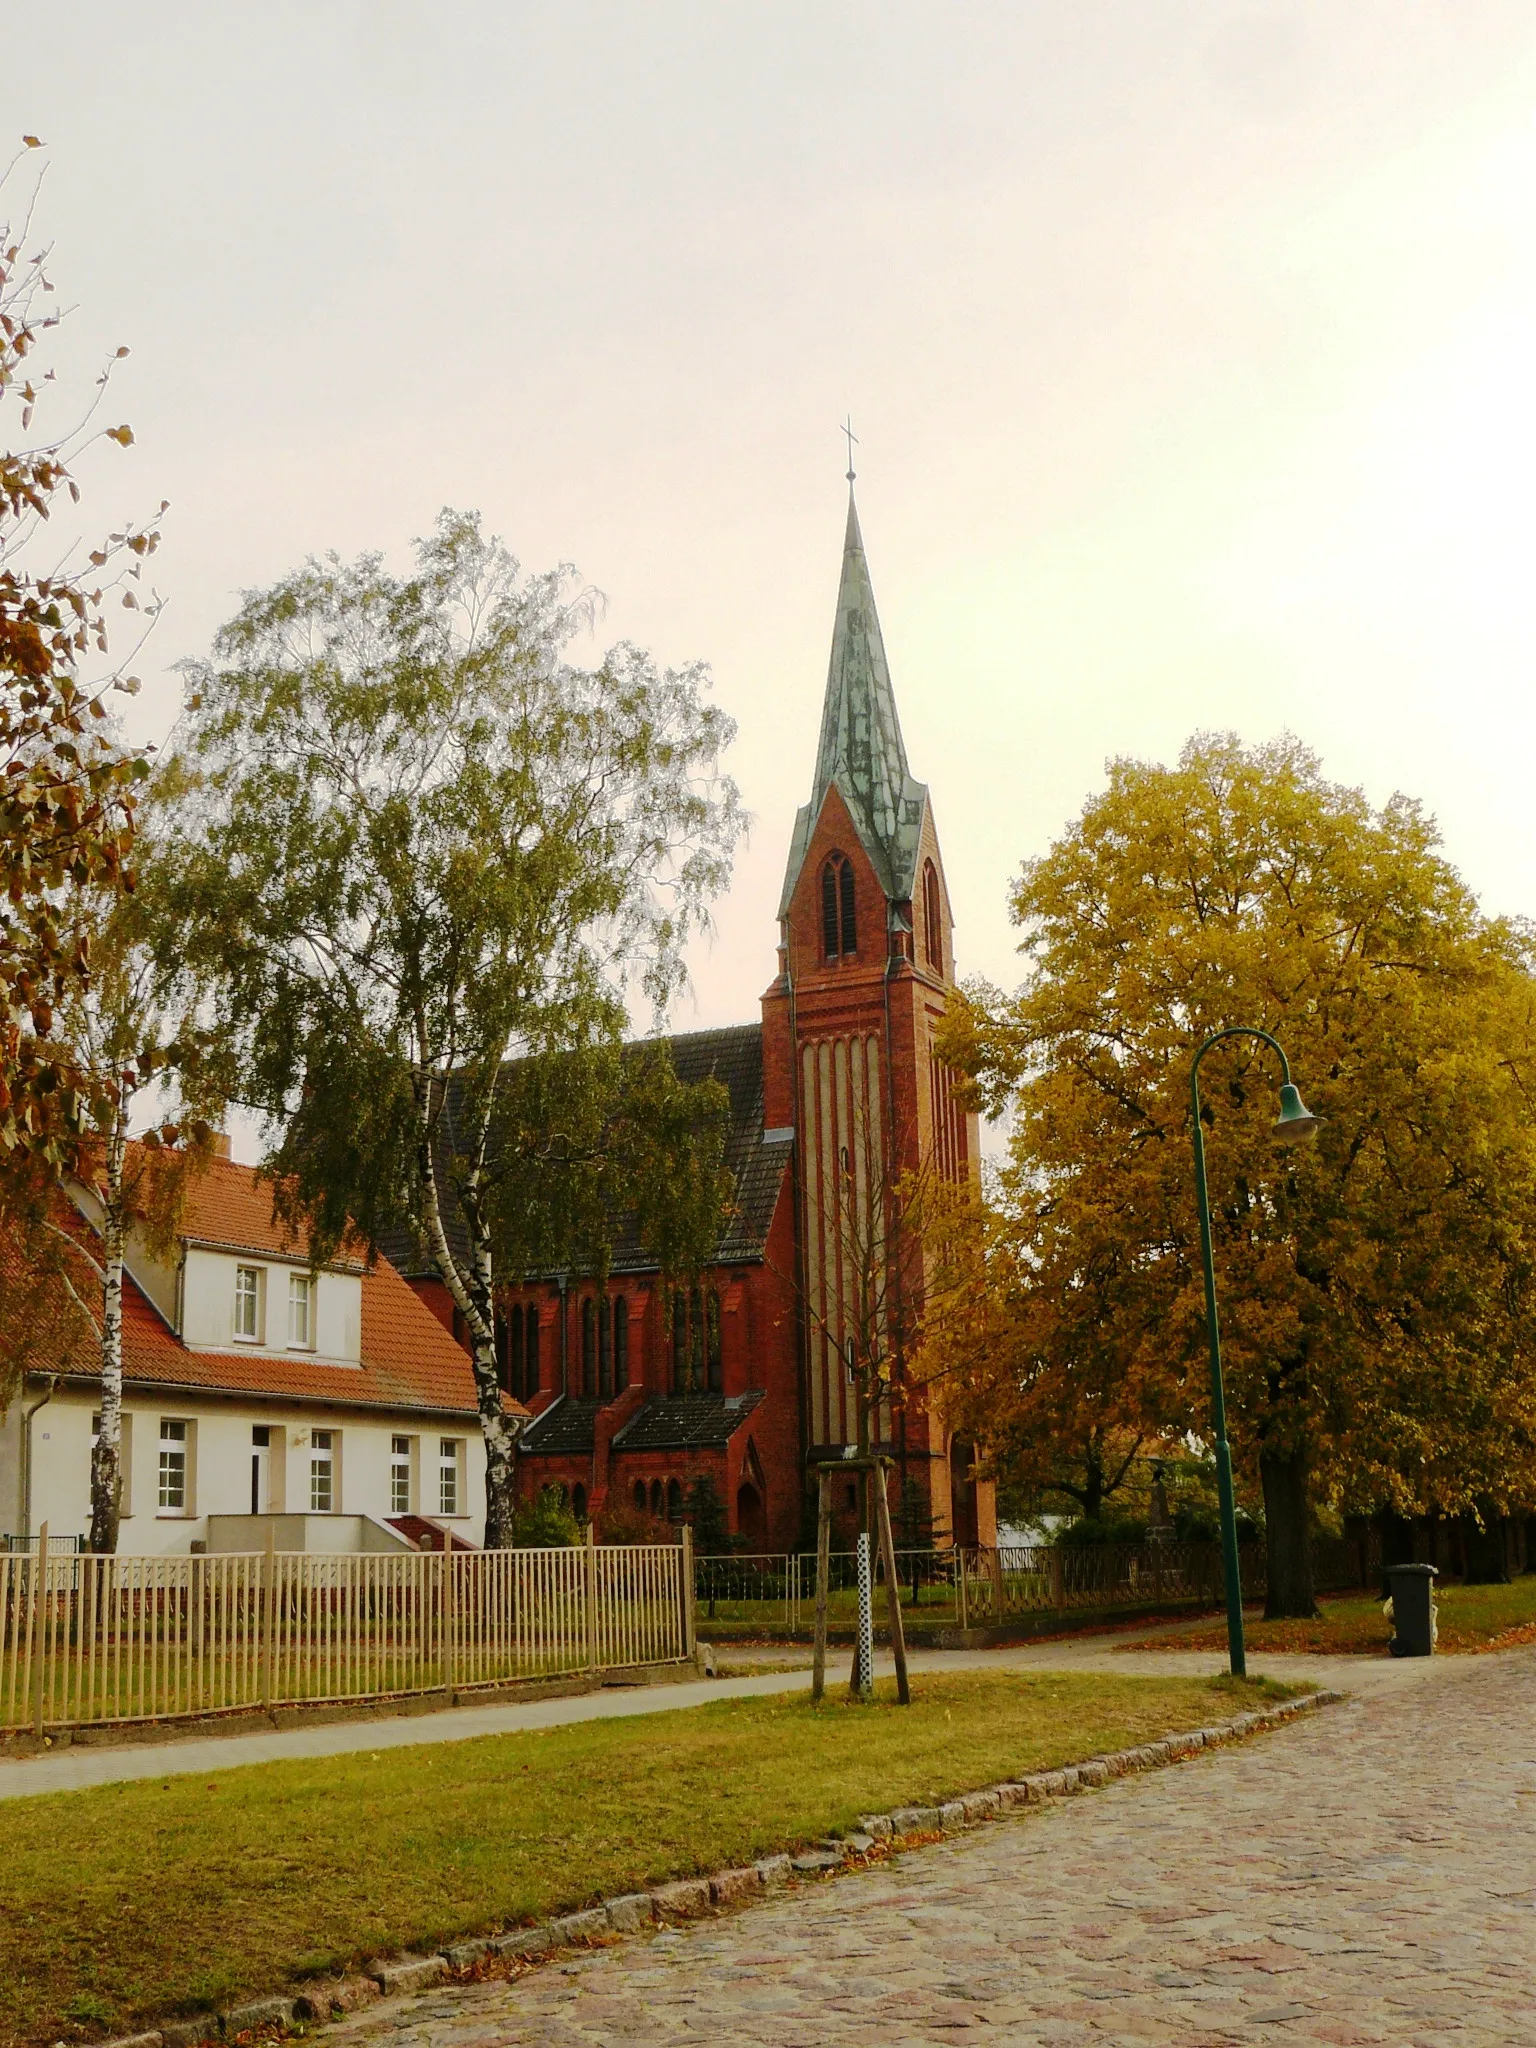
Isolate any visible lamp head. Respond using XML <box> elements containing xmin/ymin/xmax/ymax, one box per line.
<box><xmin>1272</xmin><ymin>1081</ymin><xmax>1319</xmax><ymax>1146</ymax></box>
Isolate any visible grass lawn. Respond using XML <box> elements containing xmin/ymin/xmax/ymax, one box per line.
<box><xmin>1124</xmin><ymin>1576</ymin><xmax>1536</xmax><ymax>1656</ymax></box>
<box><xmin>4</xmin><ymin>1667</ymin><xmax>1294</xmax><ymax>2047</ymax></box>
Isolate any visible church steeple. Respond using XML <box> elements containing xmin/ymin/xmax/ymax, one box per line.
<box><xmin>779</xmin><ymin>487</ymin><xmax>929</xmax><ymax>915</ymax></box>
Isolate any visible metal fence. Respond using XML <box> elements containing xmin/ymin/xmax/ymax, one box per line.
<box><xmin>692</xmin><ymin>1549</ymin><xmax>955</xmax><ymax>1630</ymax></box>
<box><xmin>694</xmin><ymin>1529</ymin><xmax>1383</xmax><ymax>1632</ymax></box>
<box><xmin>1</xmin><ymin>1530</ymin><xmax>692</xmax><ymax>1734</ymax></box>
<box><xmin>953</xmin><ymin>1541</ymin><xmax>1221</xmax><ymax>1625</ymax></box>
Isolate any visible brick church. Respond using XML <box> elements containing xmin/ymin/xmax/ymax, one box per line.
<box><xmin>404</xmin><ymin>488</ymin><xmax>995</xmax><ymax>1554</ymax></box>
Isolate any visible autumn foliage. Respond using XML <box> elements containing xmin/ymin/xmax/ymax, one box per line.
<box><xmin>918</xmin><ymin>733</ymin><xmax>1536</xmax><ymax>1614</ymax></box>
<box><xmin>0</xmin><ymin>137</ymin><xmax>160</xmax><ymax>1166</ymax></box>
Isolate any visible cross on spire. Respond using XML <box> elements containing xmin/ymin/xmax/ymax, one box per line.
<box><xmin>841</xmin><ymin>414</ymin><xmax>859</xmax><ymax>484</ymax></box>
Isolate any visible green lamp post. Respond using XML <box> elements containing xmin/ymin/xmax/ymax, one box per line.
<box><xmin>1190</xmin><ymin>1027</ymin><xmax>1319</xmax><ymax>1678</ymax></box>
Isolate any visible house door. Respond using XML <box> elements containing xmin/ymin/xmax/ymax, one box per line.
<box><xmin>251</xmin><ymin>1426</ymin><xmax>271</xmax><ymax>1513</ymax></box>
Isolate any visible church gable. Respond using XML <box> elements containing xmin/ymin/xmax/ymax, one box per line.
<box><xmin>782</xmin><ymin>780</ymin><xmax>898</xmax><ymax>986</ymax></box>
<box><xmin>910</xmin><ymin>801</ymin><xmax>955</xmax><ymax>986</ymax></box>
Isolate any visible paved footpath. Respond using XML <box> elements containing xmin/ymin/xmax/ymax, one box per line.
<box><xmin>0</xmin><ymin>1638</ymin><xmax>1426</xmax><ymax>1802</ymax></box>
<box><xmin>329</xmin><ymin>1646</ymin><xmax>1535</xmax><ymax>2048</ymax></box>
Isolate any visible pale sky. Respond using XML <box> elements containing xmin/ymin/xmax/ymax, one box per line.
<box><xmin>14</xmin><ymin>4</ymin><xmax>1536</xmax><ymax>1104</ymax></box>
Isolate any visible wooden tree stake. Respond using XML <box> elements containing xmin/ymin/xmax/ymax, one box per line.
<box><xmin>873</xmin><ymin>1460</ymin><xmax>910</xmax><ymax>1705</ymax></box>
<box><xmin>811</xmin><ymin>1468</ymin><xmax>832</xmax><ymax>1703</ymax></box>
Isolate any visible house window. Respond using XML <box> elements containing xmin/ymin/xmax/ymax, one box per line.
<box><xmin>438</xmin><ymin>1437</ymin><xmax>462</xmax><ymax>1516</ymax></box>
<box><xmin>633</xmin><ymin>1480</ymin><xmax>647</xmax><ymax>1514</ymax></box>
<box><xmin>391</xmin><ymin>1435</ymin><xmax>414</xmax><ymax>1516</ymax></box>
<box><xmin>650</xmin><ymin>1479</ymin><xmax>664</xmax><ymax>1517</ymax></box>
<box><xmin>234</xmin><ymin>1265</ymin><xmax>262</xmax><ymax>1341</ymax></box>
<box><xmin>571</xmin><ymin>1481</ymin><xmax>588</xmax><ymax>1522</ymax></box>
<box><xmin>158</xmin><ymin>1419</ymin><xmax>190</xmax><ymax>1514</ymax></box>
<box><xmin>598</xmin><ymin>1296</ymin><xmax>613</xmax><ymax>1400</ymax></box>
<box><xmin>310</xmin><ymin>1429</ymin><xmax>335</xmax><ymax>1512</ymax></box>
<box><xmin>288</xmin><ymin>1271</ymin><xmax>314</xmax><ymax>1350</ymax></box>
<box><xmin>666</xmin><ymin>1477</ymin><xmax>683</xmax><ymax>1521</ymax></box>
<box><xmin>613</xmin><ymin>1296</ymin><xmax>629</xmax><ymax>1393</ymax></box>
<box><xmin>821</xmin><ymin>852</ymin><xmax>856</xmax><ymax>958</ymax></box>
<box><xmin>922</xmin><ymin>859</ymin><xmax>943</xmax><ymax>974</ymax></box>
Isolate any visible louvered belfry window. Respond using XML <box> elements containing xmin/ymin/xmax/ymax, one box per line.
<box><xmin>821</xmin><ymin>852</ymin><xmax>857</xmax><ymax>958</ymax></box>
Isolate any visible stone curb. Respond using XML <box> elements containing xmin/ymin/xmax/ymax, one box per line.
<box><xmin>93</xmin><ymin>1689</ymin><xmax>1341</xmax><ymax>2048</ymax></box>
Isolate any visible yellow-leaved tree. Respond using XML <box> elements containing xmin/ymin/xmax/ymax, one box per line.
<box><xmin>919</xmin><ymin>733</ymin><xmax>1536</xmax><ymax>1617</ymax></box>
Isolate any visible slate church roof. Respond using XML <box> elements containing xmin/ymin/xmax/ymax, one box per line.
<box><xmin>381</xmin><ymin>1023</ymin><xmax>790</xmax><ymax>1282</ymax></box>
<box><xmin>518</xmin><ymin>1389</ymin><xmax>766</xmax><ymax>1459</ymax></box>
<box><xmin>611</xmin><ymin>1389</ymin><xmax>765</xmax><ymax>1452</ymax></box>
<box><xmin>778</xmin><ymin>488</ymin><xmax>931</xmax><ymax>914</ymax></box>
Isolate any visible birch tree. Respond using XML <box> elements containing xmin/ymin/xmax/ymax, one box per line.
<box><xmin>20</xmin><ymin>869</ymin><xmax>216</xmax><ymax>1551</ymax></box>
<box><xmin>161</xmin><ymin>511</ymin><xmax>741</xmax><ymax>1546</ymax></box>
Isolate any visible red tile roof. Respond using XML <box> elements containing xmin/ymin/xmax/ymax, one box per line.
<box><xmin>175</xmin><ymin>1159</ymin><xmax>365</xmax><ymax>1267</ymax></box>
<box><xmin>4</xmin><ymin>1157</ymin><xmax>525</xmax><ymax>1422</ymax></box>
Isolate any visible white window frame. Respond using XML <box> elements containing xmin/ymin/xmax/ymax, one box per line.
<box><xmin>438</xmin><ymin>1437</ymin><xmax>463</xmax><ymax>1517</ymax></box>
<box><xmin>158</xmin><ymin>1418</ymin><xmax>191</xmax><ymax>1516</ymax></box>
<box><xmin>234</xmin><ymin>1265</ymin><xmax>263</xmax><ymax>1342</ymax></box>
<box><xmin>309</xmin><ymin>1428</ymin><xmax>336</xmax><ymax>1512</ymax></box>
<box><xmin>288</xmin><ymin>1270</ymin><xmax>315</xmax><ymax>1351</ymax></box>
<box><xmin>390</xmin><ymin>1434</ymin><xmax>415</xmax><ymax>1517</ymax></box>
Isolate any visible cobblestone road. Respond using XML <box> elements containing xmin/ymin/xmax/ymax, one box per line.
<box><xmin>334</xmin><ymin>1649</ymin><xmax>1536</xmax><ymax>2047</ymax></box>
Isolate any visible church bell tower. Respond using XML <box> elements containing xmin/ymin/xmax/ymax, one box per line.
<box><xmin>760</xmin><ymin>485</ymin><xmax>990</xmax><ymax>1543</ymax></box>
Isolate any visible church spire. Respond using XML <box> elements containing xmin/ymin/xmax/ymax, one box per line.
<box><xmin>779</xmin><ymin>486</ymin><xmax>929</xmax><ymax>914</ymax></box>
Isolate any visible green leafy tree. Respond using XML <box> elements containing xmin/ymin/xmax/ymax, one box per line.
<box><xmin>161</xmin><ymin>510</ymin><xmax>741</xmax><ymax>1545</ymax></box>
<box><xmin>684</xmin><ymin>1474</ymin><xmax>729</xmax><ymax>1553</ymax></box>
<box><xmin>510</xmin><ymin>1484</ymin><xmax>583</xmax><ymax>1548</ymax></box>
<box><xmin>933</xmin><ymin>733</ymin><xmax>1536</xmax><ymax>1616</ymax></box>
<box><xmin>892</xmin><ymin>1473</ymin><xmax>948</xmax><ymax>1603</ymax></box>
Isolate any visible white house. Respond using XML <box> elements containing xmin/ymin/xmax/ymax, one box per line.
<box><xmin>0</xmin><ymin>1148</ymin><xmax>519</xmax><ymax>1553</ymax></box>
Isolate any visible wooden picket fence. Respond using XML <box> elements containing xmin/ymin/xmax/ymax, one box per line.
<box><xmin>0</xmin><ymin>1526</ymin><xmax>693</xmax><ymax>1734</ymax></box>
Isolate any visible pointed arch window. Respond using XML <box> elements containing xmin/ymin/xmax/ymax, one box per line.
<box><xmin>598</xmin><ymin>1295</ymin><xmax>613</xmax><ymax>1400</ymax></box>
<box><xmin>524</xmin><ymin>1303</ymin><xmax>540</xmax><ymax>1400</ymax></box>
<box><xmin>580</xmin><ymin>1296</ymin><xmax>596</xmax><ymax>1399</ymax></box>
<box><xmin>821</xmin><ymin>852</ymin><xmax>857</xmax><ymax>959</ymax></box>
<box><xmin>499</xmin><ymin>1302</ymin><xmax>544</xmax><ymax>1401</ymax></box>
<box><xmin>613</xmin><ymin>1296</ymin><xmax>629</xmax><ymax>1393</ymax></box>
<box><xmin>922</xmin><ymin>859</ymin><xmax>944</xmax><ymax>974</ymax></box>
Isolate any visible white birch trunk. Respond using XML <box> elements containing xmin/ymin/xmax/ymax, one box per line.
<box><xmin>411</xmin><ymin>1061</ymin><xmax>522</xmax><ymax>1548</ymax></box>
<box><xmin>88</xmin><ymin>1113</ymin><xmax>128</xmax><ymax>1556</ymax></box>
